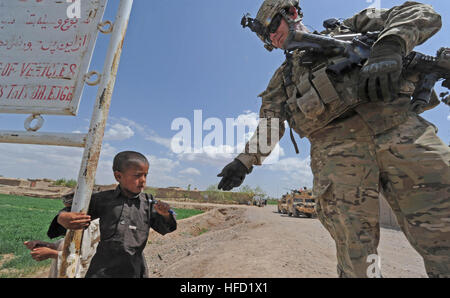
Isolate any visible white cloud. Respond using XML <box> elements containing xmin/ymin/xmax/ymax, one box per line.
<box><xmin>267</xmin><ymin>156</ymin><xmax>309</xmax><ymax>172</ymax></box>
<box><xmin>118</xmin><ymin>117</ymin><xmax>172</xmax><ymax>149</ymax></box>
<box><xmin>447</xmin><ymin>114</ymin><xmax>450</xmax><ymax>121</ymax></box>
<box><xmin>146</xmin><ymin>155</ymin><xmax>179</xmax><ymax>173</ymax></box>
<box><xmin>104</xmin><ymin>123</ymin><xmax>135</xmax><ymax>141</ymax></box>
<box><xmin>176</xmin><ymin>144</ymin><xmax>236</xmax><ymax>167</ymax></box>
<box><xmin>112</xmin><ymin>112</ymin><xmax>285</xmax><ymax>169</ymax></box>
<box><xmin>235</xmin><ymin>111</ymin><xmax>259</xmax><ymax>131</ymax></box>
<box><xmin>172</xmin><ymin>111</ymin><xmax>285</xmax><ymax>166</ymax></box>
<box><xmin>179</xmin><ymin>167</ymin><xmax>201</xmax><ymax>176</ymax></box>
<box><xmin>145</xmin><ymin>134</ymin><xmax>172</xmax><ymax>148</ymax></box>
<box><xmin>100</xmin><ymin>114</ymin><xmax>290</xmax><ymax>190</ymax></box>
<box><xmin>142</xmin><ymin>154</ymin><xmax>190</xmax><ymax>187</ymax></box>
<box><xmin>0</xmin><ymin>142</ymin><xmax>187</xmax><ymax>188</ymax></box>
<box><xmin>266</xmin><ymin>156</ymin><xmax>313</xmax><ymax>189</ymax></box>
<box><xmin>0</xmin><ymin>142</ymin><xmax>117</xmax><ymax>184</ymax></box>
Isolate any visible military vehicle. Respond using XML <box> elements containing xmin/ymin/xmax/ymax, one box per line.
<box><xmin>277</xmin><ymin>194</ymin><xmax>288</xmax><ymax>213</ymax></box>
<box><xmin>286</xmin><ymin>189</ymin><xmax>316</xmax><ymax>218</ymax></box>
<box><xmin>244</xmin><ymin>195</ymin><xmax>266</xmax><ymax>207</ymax></box>
<box><xmin>251</xmin><ymin>195</ymin><xmax>267</xmax><ymax>207</ymax></box>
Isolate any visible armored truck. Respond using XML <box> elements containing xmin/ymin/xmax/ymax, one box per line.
<box><xmin>286</xmin><ymin>189</ymin><xmax>316</xmax><ymax>218</ymax></box>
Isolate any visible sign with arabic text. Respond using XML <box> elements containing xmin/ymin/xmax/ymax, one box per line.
<box><xmin>0</xmin><ymin>0</ymin><xmax>107</xmax><ymax>116</ymax></box>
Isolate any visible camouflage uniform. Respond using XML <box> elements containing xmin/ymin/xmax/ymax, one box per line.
<box><xmin>237</xmin><ymin>1</ymin><xmax>450</xmax><ymax>277</ymax></box>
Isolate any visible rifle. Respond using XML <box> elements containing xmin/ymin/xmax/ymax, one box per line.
<box><xmin>282</xmin><ymin>30</ymin><xmax>450</xmax><ymax>110</ymax></box>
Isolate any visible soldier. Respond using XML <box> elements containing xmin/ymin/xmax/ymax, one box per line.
<box><xmin>218</xmin><ymin>0</ymin><xmax>450</xmax><ymax>277</ymax></box>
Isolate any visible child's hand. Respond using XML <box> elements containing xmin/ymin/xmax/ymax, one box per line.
<box><xmin>57</xmin><ymin>212</ymin><xmax>91</xmax><ymax>230</ymax></box>
<box><xmin>24</xmin><ymin>240</ymin><xmax>46</xmax><ymax>250</ymax></box>
<box><xmin>154</xmin><ymin>201</ymin><xmax>171</xmax><ymax>217</ymax></box>
<box><xmin>30</xmin><ymin>247</ymin><xmax>58</xmax><ymax>261</ymax></box>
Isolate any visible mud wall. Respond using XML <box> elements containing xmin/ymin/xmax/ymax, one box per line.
<box><xmin>151</xmin><ymin>188</ymin><xmax>253</xmax><ymax>205</ymax></box>
<box><xmin>0</xmin><ymin>178</ymin><xmax>31</xmax><ymax>187</ymax></box>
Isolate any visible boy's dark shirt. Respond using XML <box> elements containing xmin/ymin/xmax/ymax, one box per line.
<box><xmin>47</xmin><ymin>186</ymin><xmax>177</xmax><ymax>278</ymax></box>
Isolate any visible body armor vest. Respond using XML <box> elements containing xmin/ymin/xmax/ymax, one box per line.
<box><xmin>282</xmin><ymin>50</ymin><xmax>364</xmax><ymax>138</ymax></box>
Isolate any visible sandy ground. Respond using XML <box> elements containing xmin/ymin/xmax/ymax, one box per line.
<box><xmin>144</xmin><ymin>202</ymin><xmax>427</xmax><ymax>278</ymax></box>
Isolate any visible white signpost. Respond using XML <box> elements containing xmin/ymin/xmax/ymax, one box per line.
<box><xmin>0</xmin><ymin>0</ymin><xmax>134</xmax><ymax>277</ymax></box>
<box><xmin>0</xmin><ymin>0</ymin><xmax>107</xmax><ymax>116</ymax></box>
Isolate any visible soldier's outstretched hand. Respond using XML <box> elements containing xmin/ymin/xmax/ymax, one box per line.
<box><xmin>217</xmin><ymin>159</ymin><xmax>252</xmax><ymax>191</ymax></box>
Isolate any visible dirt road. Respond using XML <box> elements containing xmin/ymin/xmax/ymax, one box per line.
<box><xmin>144</xmin><ymin>203</ymin><xmax>427</xmax><ymax>278</ymax></box>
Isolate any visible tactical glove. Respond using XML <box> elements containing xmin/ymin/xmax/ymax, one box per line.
<box><xmin>359</xmin><ymin>36</ymin><xmax>405</xmax><ymax>102</ymax></box>
<box><xmin>217</xmin><ymin>159</ymin><xmax>253</xmax><ymax>191</ymax></box>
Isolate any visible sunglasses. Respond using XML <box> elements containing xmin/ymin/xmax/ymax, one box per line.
<box><xmin>268</xmin><ymin>14</ymin><xmax>283</xmax><ymax>34</ymax></box>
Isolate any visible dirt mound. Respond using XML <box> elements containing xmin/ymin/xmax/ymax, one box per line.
<box><xmin>144</xmin><ymin>205</ymin><xmax>247</xmax><ymax>277</ymax></box>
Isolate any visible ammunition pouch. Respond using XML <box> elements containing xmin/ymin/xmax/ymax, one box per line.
<box><xmin>295</xmin><ymin>73</ymin><xmax>326</xmax><ymax>119</ymax></box>
<box><xmin>285</xmin><ymin>58</ymin><xmax>362</xmax><ymax>138</ymax></box>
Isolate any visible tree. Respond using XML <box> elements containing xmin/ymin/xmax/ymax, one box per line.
<box><xmin>238</xmin><ymin>185</ymin><xmax>254</xmax><ymax>194</ymax></box>
<box><xmin>238</xmin><ymin>185</ymin><xmax>268</xmax><ymax>200</ymax></box>
<box><xmin>253</xmin><ymin>186</ymin><xmax>265</xmax><ymax>195</ymax></box>
<box><xmin>206</xmin><ymin>184</ymin><xmax>219</xmax><ymax>191</ymax></box>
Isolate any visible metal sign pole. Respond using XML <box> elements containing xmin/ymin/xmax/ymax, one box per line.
<box><xmin>58</xmin><ymin>0</ymin><xmax>134</xmax><ymax>278</ymax></box>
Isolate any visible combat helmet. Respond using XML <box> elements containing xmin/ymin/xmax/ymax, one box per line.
<box><xmin>241</xmin><ymin>0</ymin><xmax>303</xmax><ymax>51</ymax></box>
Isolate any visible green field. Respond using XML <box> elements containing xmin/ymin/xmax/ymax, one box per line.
<box><xmin>0</xmin><ymin>194</ymin><xmax>203</xmax><ymax>278</ymax></box>
<box><xmin>267</xmin><ymin>199</ymin><xmax>279</xmax><ymax>205</ymax></box>
<box><xmin>172</xmin><ymin>208</ymin><xmax>204</xmax><ymax>219</ymax></box>
<box><xmin>0</xmin><ymin>194</ymin><xmax>63</xmax><ymax>277</ymax></box>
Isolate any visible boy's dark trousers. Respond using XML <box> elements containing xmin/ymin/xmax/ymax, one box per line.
<box><xmin>85</xmin><ymin>240</ymin><xmax>148</xmax><ymax>278</ymax></box>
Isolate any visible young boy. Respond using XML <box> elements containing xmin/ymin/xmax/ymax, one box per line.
<box><xmin>53</xmin><ymin>151</ymin><xmax>177</xmax><ymax>278</ymax></box>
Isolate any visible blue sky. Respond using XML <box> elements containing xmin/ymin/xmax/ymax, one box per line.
<box><xmin>0</xmin><ymin>0</ymin><xmax>449</xmax><ymax>198</ymax></box>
